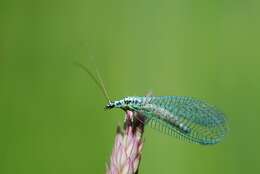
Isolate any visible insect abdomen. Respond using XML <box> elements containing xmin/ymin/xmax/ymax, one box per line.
<box><xmin>133</xmin><ymin>96</ymin><xmax>228</xmax><ymax>145</ymax></box>
<box><xmin>139</xmin><ymin>102</ymin><xmax>190</xmax><ymax>134</ymax></box>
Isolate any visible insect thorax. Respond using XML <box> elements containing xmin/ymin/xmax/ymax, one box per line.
<box><xmin>105</xmin><ymin>96</ymin><xmax>143</xmax><ymax>110</ymax></box>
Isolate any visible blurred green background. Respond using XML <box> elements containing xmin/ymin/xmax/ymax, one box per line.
<box><xmin>1</xmin><ymin>0</ymin><xmax>260</xmax><ymax>173</ymax></box>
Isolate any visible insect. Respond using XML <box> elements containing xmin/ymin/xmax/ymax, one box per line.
<box><xmin>76</xmin><ymin>63</ymin><xmax>228</xmax><ymax>145</ymax></box>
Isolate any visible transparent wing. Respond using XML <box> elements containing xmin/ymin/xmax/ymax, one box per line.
<box><xmin>144</xmin><ymin>96</ymin><xmax>228</xmax><ymax>145</ymax></box>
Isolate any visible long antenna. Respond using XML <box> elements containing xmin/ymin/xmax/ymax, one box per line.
<box><xmin>75</xmin><ymin>62</ymin><xmax>111</xmax><ymax>102</ymax></box>
<box><xmin>95</xmin><ymin>68</ymin><xmax>111</xmax><ymax>102</ymax></box>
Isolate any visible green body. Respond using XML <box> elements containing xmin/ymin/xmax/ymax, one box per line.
<box><xmin>108</xmin><ymin>96</ymin><xmax>228</xmax><ymax>145</ymax></box>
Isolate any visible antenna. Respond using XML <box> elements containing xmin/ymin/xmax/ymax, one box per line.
<box><xmin>75</xmin><ymin>62</ymin><xmax>111</xmax><ymax>103</ymax></box>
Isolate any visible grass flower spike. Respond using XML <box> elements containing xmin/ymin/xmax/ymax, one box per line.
<box><xmin>106</xmin><ymin>110</ymin><xmax>145</xmax><ymax>174</ymax></box>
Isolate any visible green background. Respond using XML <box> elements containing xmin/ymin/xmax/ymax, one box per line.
<box><xmin>1</xmin><ymin>0</ymin><xmax>260</xmax><ymax>173</ymax></box>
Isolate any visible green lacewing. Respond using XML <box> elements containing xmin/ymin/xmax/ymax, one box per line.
<box><xmin>76</xmin><ymin>63</ymin><xmax>228</xmax><ymax>145</ymax></box>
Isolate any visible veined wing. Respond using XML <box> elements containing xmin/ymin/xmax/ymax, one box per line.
<box><xmin>142</xmin><ymin>96</ymin><xmax>228</xmax><ymax>145</ymax></box>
